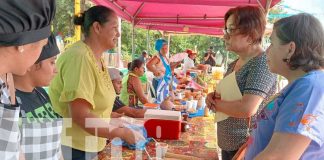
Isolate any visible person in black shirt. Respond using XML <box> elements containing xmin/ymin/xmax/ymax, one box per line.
<box><xmin>202</xmin><ymin>46</ymin><xmax>216</xmax><ymax>66</ymax></box>
<box><xmin>13</xmin><ymin>34</ymin><xmax>63</xmax><ymax>160</ymax></box>
<box><xmin>14</xmin><ymin>34</ymin><xmax>61</xmax><ymax>122</ymax></box>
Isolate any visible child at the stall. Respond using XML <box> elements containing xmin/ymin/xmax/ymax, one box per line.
<box><xmin>13</xmin><ymin>34</ymin><xmax>63</xmax><ymax>159</ymax></box>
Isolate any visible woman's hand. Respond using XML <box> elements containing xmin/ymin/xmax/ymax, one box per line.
<box><xmin>111</xmin><ymin>112</ymin><xmax>124</xmax><ymax>118</ymax></box>
<box><xmin>206</xmin><ymin>91</ymin><xmax>220</xmax><ymax>112</ymax></box>
<box><xmin>186</xmin><ymin>76</ymin><xmax>192</xmax><ymax>82</ymax></box>
<box><xmin>109</xmin><ymin>116</ymin><xmax>127</xmax><ymax>128</ymax></box>
<box><xmin>121</xmin><ymin>127</ymin><xmax>146</xmax><ymax>145</ymax></box>
<box><xmin>171</xmin><ymin>61</ymin><xmax>182</xmax><ymax>69</ymax></box>
<box><xmin>206</xmin><ymin>53</ymin><xmax>210</xmax><ymax>59</ymax></box>
<box><xmin>108</xmin><ymin>125</ymin><xmax>145</xmax><ymax>145</ymax></box>
<box><xmin>177</xmin><ymin>84</ymin><xmax>186</xmax><ymax>89</ymax></box>
<box><xmin>153</xmin><ymin>71</ymin><xmax>163</xmax><ymax>77</ymax></box>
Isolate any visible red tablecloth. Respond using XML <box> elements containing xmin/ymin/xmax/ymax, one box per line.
<box><xmin>97</xmin><ymin>117</ymin><xmax>218</xmax><ymax>160</ymax></box>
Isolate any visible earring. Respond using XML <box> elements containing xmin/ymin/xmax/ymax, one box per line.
<box><xmin>282</xmin><ymin>58</ymin><xmax>290</xmax><ymax>63</ymax></box>
<box><xmin>18</xmin><ymin>46</ymin><xmax>24</xmax><ymax>53</ymax></box>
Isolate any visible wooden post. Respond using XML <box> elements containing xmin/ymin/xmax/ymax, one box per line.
<box><xmin>265</xmin><ymin>0</ymin><xmax>273</xmax><ymax>16</ymax></box>
<box><xmin>74</xmin><ymin>0</ymin><xmax>82</xmax><ymax>41</ymax></box>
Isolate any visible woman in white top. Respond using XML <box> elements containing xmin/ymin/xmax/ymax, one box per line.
<box><xmin>183</xmin><ymin>49</ymin><xmax>197</xmax><ymax>73</ymax></box>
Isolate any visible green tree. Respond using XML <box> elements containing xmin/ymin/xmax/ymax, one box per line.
<box><xmin>121</xmin><ymin>21</ymin><xmax>162</xmax><ymax>60</ymax></box>
<box><xmin>53</xmin><ymin>1</ymin><xmax>285</xmax><ymax>66</ymax></box>
<box><xmin>53</xmin><ymin>0</ymin><xmax>93</xmax><ymax>39</ymax></box>
<box><xmin>53</xmin><ymin>0</ymin><xmax>75</xmax><ymax>36</ymax></box>
<box><xmin>120</xmin><ymin>21</ymin><xmax>236</xmax><ymax>63</ymax></box>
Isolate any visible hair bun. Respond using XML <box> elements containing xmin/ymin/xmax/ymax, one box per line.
<box><xmin>73</xmin><ymin>12</ymin><xmax>85</xmax><ymax>25</ymax></box>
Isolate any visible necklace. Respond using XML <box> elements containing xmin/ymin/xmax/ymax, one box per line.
<box><xmin>84</xmin><ymin>43</ymin><xmax>112</xmax><ymax>90</ymax></box>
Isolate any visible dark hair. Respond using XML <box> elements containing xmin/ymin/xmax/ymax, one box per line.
<box><xmin>73</xmin><ymin>6</ymin><xmax>115</xmax><ymax>37</ymax></box>
<box><xmin>118</xmin><ymin>71</ymin><xmax>123</xmax><ymax>77</ymax></box>
<box><xmin>128</xmin><ymin>59</ymin><xmax>144</xmax><ymax>71</ymax></box>
<box><xmin>274</xmin><ymin>13</ymin><xmax>324</xmax><ymax>72</ymax></box>
<box><xmin>34</xmin><ymin>62</ymin><xmax>43</xmax><ymax>70</ymax></box>
<box><xmin>225</xmin><ymin>6</ymin><xmax>266</xmax><ymax>44</ymax></box>
<box><xmin>142</xmin><ymin>51</ymin><xmax>147</xmax><ymax>55</ymax></box>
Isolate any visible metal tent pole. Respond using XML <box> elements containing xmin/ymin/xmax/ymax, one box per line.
<box><xmin>131</xmin><ymin>2</ymin><xmax>145</xmax><ymax>60</ymax></box>
<box><xmin>132</xmin><ymin>20</ymin><xmax>135</xmax><ymax>60</ymax></box>
<box><xmin>117</xmin><ymin>17</ymin><xmax>122</xmax><ymax>68</ymax></box>
<box><xmin>167</xmin><ymin>33</ymin><xmax>171</xmax><ymax>57</ymax></box>
<box><xmin>74</xmin><ymin>0</ymin><xmax>81</xmax><ymax>41</ymax></box>
<box><xmin>147</xmin><ymin>29</ymin><xmax>150</xmax><ymax>52</ymax></box>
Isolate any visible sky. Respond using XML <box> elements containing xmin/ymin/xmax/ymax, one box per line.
<box><xmin>282</xmin><ymin>0</ymin><xmax>324</xmax><ymax>25</ymax></box>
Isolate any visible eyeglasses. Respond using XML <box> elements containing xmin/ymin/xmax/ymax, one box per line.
<box><xmin>223</xmin><ymin>27</ymin><xmax>239</xmax><ymax>35</ymax></box>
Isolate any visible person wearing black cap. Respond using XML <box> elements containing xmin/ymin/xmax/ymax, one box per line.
<box><xmin>13</xmin><ymin>34</ymin><xmax>62</xmax><ymax>160</ymax></box>
<box><xmin>48</xmin><ymin>5</ymin><xmax>144</xmax><ymax>160</ymax></box>
<box><xmin>0</xmin><ymin>0</ymin><xmax>56</xmax><ymax>159</ymax></box>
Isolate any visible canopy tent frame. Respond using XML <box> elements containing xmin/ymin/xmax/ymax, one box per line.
<box><xmin>92</xmin><ymin>0</ymin><xmax>277</xmax><ymax>61</ymax></box>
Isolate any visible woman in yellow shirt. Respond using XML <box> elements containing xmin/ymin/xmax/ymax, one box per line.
<box><xmin>49</xmin><ymin>6</ymin><xmax>144</xmax><ymax>159</ymax></box>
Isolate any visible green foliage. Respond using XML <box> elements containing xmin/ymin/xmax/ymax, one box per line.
<box><xmin>121</xmin><ymin>21</ymin><xmax>238</xmax><ymax>63</ymax></box>
<box><xmin>121</xmin><ymin>52</ymin><xmax>132</xmax><ymax>62</ymax></box>
<box><xmin>53</xmin><ymin>1</ymin><xmax>284</xmax><ymax>66</ymax></box>
<box><xmin>53</xmin><ymin>0</ymin><xmax>74</xmax><ymax>36</ymax></box>
<box><xmin>121</xmin><ymin>21</ymin><xmax>162</xmax><ymax>58</ymax></box>
<box><xmin>53</xmin><ymin>0</ymin><xmax>93</xmax><ymax>38</ymax></box>
<box><xmin>169</xmin><ymin>35</ymin><xmax>234</xmax><ymax>63</ymax></box>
